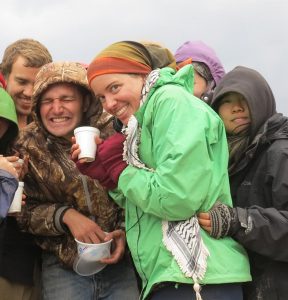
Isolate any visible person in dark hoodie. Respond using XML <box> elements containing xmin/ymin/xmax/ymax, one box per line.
<box><xmin>198</xmin><ymin>66</ymin><xmax>288</xmax><ymax>300</ymax></box>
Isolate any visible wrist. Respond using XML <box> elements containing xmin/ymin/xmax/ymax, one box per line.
<box><xmin>54</xmin><ymin>206</ymin><xmax>73</xmax><ymax>233</ymax></box>
<box><xmin>229</xmin><ymin>207</ymin><xmax>248</xmax><ymax>236</ymax></box>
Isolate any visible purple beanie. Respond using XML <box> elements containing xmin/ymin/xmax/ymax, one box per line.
<box><xmin>174</xmin><ymin>41</ymin><xmax>225</xmax><ymax>85</ymax></box>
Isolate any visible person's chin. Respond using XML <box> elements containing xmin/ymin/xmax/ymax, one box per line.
<box><xmin>17</xmin><ymin>108</ymin><xmax>31</xmax><ymax>116</ymax></box>
<box><xmin>234</xmin><ymin>124</ymin><xmax>250</xmax><ymax>134</ymax></box>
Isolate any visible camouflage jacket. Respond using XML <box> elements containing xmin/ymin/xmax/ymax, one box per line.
<box><xmin>14</xmin><ymin>113</ymin><xmax>122</xmax><ymax>268</ymax></box>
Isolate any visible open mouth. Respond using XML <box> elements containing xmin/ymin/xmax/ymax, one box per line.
<box><xmin>50</xmin><ymin>117</ymin><xmax>70</xmax><ymax>123</ymax></box>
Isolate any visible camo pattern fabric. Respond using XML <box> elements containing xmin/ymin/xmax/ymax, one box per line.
<box><xmin>13</xmin><ymin>61</ymin><xmax>122</xmax><ymax>268</ymax></box>
<box><xmin>14</xmin><ymin>112</ymin><xmax>121</xmax><ymax>268</ymax></box>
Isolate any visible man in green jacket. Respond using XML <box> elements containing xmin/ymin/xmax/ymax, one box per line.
<box><xmin>0</xmin><ymin>88</ymin><xmax>19</xmax><ymax>223</ymax></box>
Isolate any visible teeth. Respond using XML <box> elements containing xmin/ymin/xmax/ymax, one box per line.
<box><xmin>116</xmin><ymin>106</ymin><xmax>127</xmax><ymax>117</ymax></box>
<box><xmin>51</xmin><ymin>117</ymin><xmax>68</xmax><ymax>123</ymax></box>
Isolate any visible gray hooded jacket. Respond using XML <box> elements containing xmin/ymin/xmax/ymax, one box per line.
<box><xmin>212</xmin><ymin>66</ymin><xmax>288</xmax><ymax>300</ymax></box>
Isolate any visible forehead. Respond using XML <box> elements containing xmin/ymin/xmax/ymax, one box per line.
<box><xmin>10</xmin><ymin>56</ymin><xmax>40</xmax><ymax>81</ymax></box>
<box><xmin>92</xmin><ymin>73</ymin><xmax>132</xmax><ymax>84</ymax></box>
<box><xmin>41</xmin><ymin>82</ymin><xmax>81</xmax><ymax>98</ymax></box>
<box><xmin>91</xmin><ymin>73</ymin><xmax>137</xmax><ymax>92</ymax></box>
<box><xmin>221</xmin><ymin>92</ymin><xmax>244</xmax><ymax>100</ymax></box>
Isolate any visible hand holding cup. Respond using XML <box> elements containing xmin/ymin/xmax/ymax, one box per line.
<box><xmin>0</xmin><ymin>156</ymin><xmax>18</xmax><ymax>178</ymax></box>
<box><xmin>73</xmin><ymin>126</ymin><xmax>100</xmax><ymax>163</ymax></box>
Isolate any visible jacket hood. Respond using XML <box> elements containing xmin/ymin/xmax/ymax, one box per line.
<box><xmin>0</xmin><ymin>88</ymin><xmax>18</xmax><ymax>153</ymax></box>
<box><xmin>153</xmin><ymin>64</ymin><xmax>194</xmax><ymax>94</ymax></box>
<box><xmin>260</xmin><ymin>113</ymin><xmax>288</xmax><ymax>142</ymax></box>
<box><xmin>32</xmin><ymin>61</ymin><xmax>103</xmax><ymax>137</ymax></box>
<box><xmin>174</xmin><ymin>40</ymin><xmax>225</xmax><ymax>85</ymax></box>
<box><xmin>211</xmin><ymin>66</ymin><xmax>276</xmax><ymax>139</ymax></box>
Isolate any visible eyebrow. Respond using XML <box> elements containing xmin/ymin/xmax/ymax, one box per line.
<box><xmin>41</xmin><ymin>94</ymin><xmax>76</xmax><ymax>100</ymax></box>
<box><xmin>15</xmin><ymin>76</ymin><xmax>29</xmax><ymax>82</ymax></box>
<box><xmin>15</xmin><ymin>75</ymin><xmax>28</xmax><ymax>81</ymax></box>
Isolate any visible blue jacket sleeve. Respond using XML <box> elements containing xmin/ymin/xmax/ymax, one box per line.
<box><xmin>0</xmin><ymin>169</ymin><xmax>18</xmax><ymax>222</ymax></box>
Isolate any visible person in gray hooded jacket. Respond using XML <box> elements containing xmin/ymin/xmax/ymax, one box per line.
<box><xmin>198</xmin><ymin>66</ymin><xmax>288</xmax><ymax>300</ymax></box>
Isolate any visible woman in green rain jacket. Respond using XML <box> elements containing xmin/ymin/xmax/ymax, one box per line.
<box><xmin>73</xmin><ymin>41</ymin><xmax>251</xmax><ymax>300</ymax></box>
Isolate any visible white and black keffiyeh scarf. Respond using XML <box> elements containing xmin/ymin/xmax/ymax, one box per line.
<box><xmin>122</xmin><ymin>69</ymin><xmax>209</xmax><ymax>299</ymax></box>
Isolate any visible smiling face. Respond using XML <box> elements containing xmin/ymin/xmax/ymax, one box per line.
<box><xmin>90</xmin><ymin>73</ymin><xmax>145</xmax><ymax>125</ymax></box>
<box><xmin>39</xmin><ymin>83</ymin><xmax>88</xmax><ymax>140</ymax></box>
<box><xmin>218</xmin><ymin>92</ymin><xmax>251</xmax><ymax>135</ymax></box>
<box><xmin>6</xmin><ymin>56</ymin><xmax>40</xmax><ymax>118</ymax></box>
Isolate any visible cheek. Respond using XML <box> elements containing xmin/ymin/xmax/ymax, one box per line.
<box><xmin>193</xmin><ymin>84</ymin><xmax>203</xmax><ymax>98</ymax></box>
<box><xmin>72</xmin><ymin>102</ymin><xmax>85</xmax><ymax>122</ymax></box>
<box><xmin>39</xmin><ymin>106</ymin><xmax>50</xmax><ymax>124</ymax></box>
<box><xmin>39</xmin><ymin>106</ymin><xmax>46</xmax><ymax>117</ymax></box>
<box><xmin>218</xmin><ymin>105</ymin><xmax>228</xmax><ymax>119</ymax></box>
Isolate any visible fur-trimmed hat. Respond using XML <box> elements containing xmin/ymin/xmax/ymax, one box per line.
<box><xmin>33</xmin><ymin>61</ymin><xmax>102</xmax><ymax>127</ymax></box>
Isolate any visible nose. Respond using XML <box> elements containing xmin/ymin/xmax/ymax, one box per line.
<box><xmin>51</xmin><ymin>99</ymin><xmax>64</xmax><ymax>114</ymax></box>
<box><xmin>103</xmin><ymin>95</ymin><xmax>117</xmax><ymax>112</ymax></box>
<box><xmin>232</xmin><ymin>100</ymin><xmax>245</xmax><ymax>113</ymax></box>
<box><xmin>22</xmin><ymin>83</ymin><xmax>34</xmax><ymax>98</ymax></box>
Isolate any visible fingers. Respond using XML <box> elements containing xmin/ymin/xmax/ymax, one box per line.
<box><xmin>198</xmin><ymin>218</ymin><xmax>211</xmax><ymax>226</ymax></box>
<box><xmin>5</xmin><ymin>155</ymin><xmax>19</xmax><ymax>163</ymax></box>
<box><xmin>198</xmin><ymin>212</ymin><xmax>210</xmax><ymax>220</ymax></box>
<box><xmin>70</xmin><ymin>143</ymin><xmax>81</xmax><ymax>160</ymax></box>
<box><xmin>0</xmin><ymin>157</ymin><xmax>19</xmax><ymax>178</ymax></box>
<box><xmin>197</xmin><ymin>212</ymin><xmax>211</xmax><ymax>228</ymax></box>
<box><xmin>103</xmin><ymin>229</ymin><xmax>124</xmax><ymax>242</ymax></box>
<box><xmin>101</xmin><ymin>230</ymin><xmax>125</xmax><ymax>264</ymax></box>
<box><xmin>84</xmin><ymin>231</ymin><xmax>102</xmax><ymax>244</ymax></box>
<box><xmin>95</xmin><ymin>136</ymin><xmax>103</xmax><ymax>145</ymax></box>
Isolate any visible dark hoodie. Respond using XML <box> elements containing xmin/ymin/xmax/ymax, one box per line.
<box><xmin>211</xmin><ymin>66</ymin><xmax>288</xmax><ymax>300</ymax></box>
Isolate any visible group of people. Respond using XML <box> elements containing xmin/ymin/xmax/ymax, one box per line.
<box><xmin>0</xmin><ymin>37</ymin><xmax>287</xmax><ymax>300</ymax></box>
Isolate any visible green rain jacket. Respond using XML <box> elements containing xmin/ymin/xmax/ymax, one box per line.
<box><xmin>110</xmin><ymin>66</ymin><xmax>251</xmax><ymax>299</ymax></box>
<box><xmin>0</xmin><ymin>88</ymin><xmax>18</xmax><ymax>154</ymax></box>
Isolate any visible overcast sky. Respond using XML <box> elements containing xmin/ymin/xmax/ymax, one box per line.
<box><xmin>1</xmin><ymin>0</ymin><xmax>288</xmax><ymax>115</ymax></box>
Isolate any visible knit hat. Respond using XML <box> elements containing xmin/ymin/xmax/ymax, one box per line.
<box><xmin>87</xmin><ymin>41</ymin><xmax>176</xmax><ymax>85</ymax></box>
<box><xmin>174</xmin><ymin>41</ymin><xmax>225</xmax><ymax>85</ymax></box>
<box><xmin>33</xmin><ymin>61</ymin><xmax>102</xmax><ymax>127</ymax></box>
